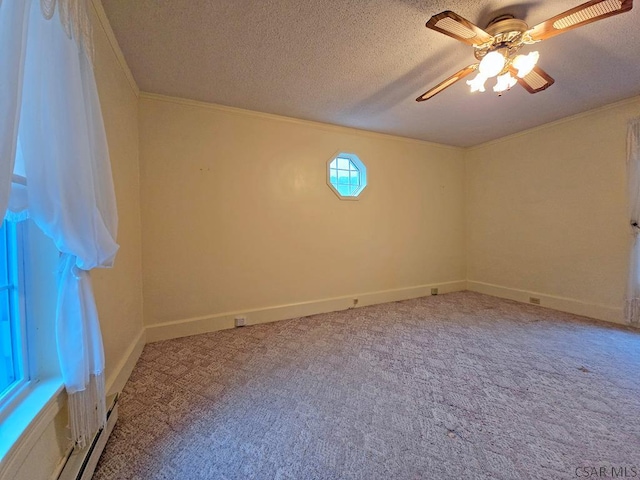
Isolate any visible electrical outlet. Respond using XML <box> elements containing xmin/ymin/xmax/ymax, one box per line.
<box><xmin>529</xmin><ymin>297</ymin><xmax>541</xmax><ymax>305</ymax></box>
<box><xmin>234</xmin><ymin>316</ymin><xmax>247</xmax><ymax>327</ymax></box>
<box><xmin>431</xmin><ymin>288</ymin><xmax>438</xmax><ymax>295</ymax></box>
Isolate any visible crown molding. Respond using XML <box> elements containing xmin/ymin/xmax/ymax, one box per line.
<box><xmin>91</xmin><ymin>0</ymin><xmax>139</xmax><ymax>98</ymax></box>
<box><xmin>468</xmin><ymin>95</ymin><xmax>640</xmax><ymax>151</ymax></box>
<box><xmin>138</xmin><ymin>92</ymin><xmax>464</xmax><ymax>152</ymax></box>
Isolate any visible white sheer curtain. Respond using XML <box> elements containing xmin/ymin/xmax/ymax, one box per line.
<box><xmin>0</xmin><ymin>0</ymin><xmax>30</xmax><ymax>216</ymax></box>
<box><xmin>1</xmin><ymin>0</ymin><xmax>119</xmax><ymax>447</ymax></box>
<box><xmin>625</xmin><ymin>118</ymin><xmax>640</xmax><ymax>325</ymax></box>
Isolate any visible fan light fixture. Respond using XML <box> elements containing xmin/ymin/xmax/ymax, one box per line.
<box><xmin>466</xmin><ymin>49</ymin><xmax>539</xmax><ymax>95</ymax></box>
<box><xmin>478</xmin><ymin>50</ymin><xmax>507</xmax><ymax>77</ymax></box>
<box><xmin>512</xmin><ymin>51</ymin><xmax>540</xmax><ymax>77</ymax></box>
<box><xmin>467</xmin><ymin>73</ymin><xmax>488</xmax><ymax>92</ymax></box>
<box><xmin>494</xmin><ymin>72</ymin><xmax>518</xmax><ymax>93</ymax></box>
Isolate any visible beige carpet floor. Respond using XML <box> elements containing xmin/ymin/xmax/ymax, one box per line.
<box><xmin>93</xmin><ymin>292</ymin><xmax>640</xmax><ymax>480</ymax></box>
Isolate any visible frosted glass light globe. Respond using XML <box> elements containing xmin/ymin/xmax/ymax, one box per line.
<box><xmin>479</xmin><ymin>51</ymin><xmax>506</xmax><ymax>78</ymax></box>
<box><xmin>493</xmin><ymin>72</ymin><xmax>517</xmax><ymax>93</ymax></box>
<box><xmin>466</xmin><ymin>73</ymin><xmax>488</xmax><ymax>93</ymax></box>
<box><xmin>512</xmin><ymin>51</ymin><xmax>540</xmax><ymax>78</ymax></box>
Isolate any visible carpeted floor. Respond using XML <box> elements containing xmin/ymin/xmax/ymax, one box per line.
<box><xmin>93</xmin><ymin>292</ymin><xmax>640</xmax><ymax>480</ymax></box>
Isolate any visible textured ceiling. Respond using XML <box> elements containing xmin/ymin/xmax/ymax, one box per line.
<box><xmin>100</xmin><ymin>0</ymin><xmax>640</xmax><ymax>147</ymax></box>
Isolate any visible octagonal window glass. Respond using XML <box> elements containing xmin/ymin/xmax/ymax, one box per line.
<box><xmin>327</xmin><ymin>153</ymin><xmax>367</xmax><ymax>199</ymax></box>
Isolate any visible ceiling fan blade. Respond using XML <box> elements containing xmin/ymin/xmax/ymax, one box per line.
<box><xmin>514</xmin><ymin>66</ymin><xmax>555</xmax><ymax>93</ymax></box>
<box><xmin>426</xmin><ymin>11</ymin><xmax>494</xmax><ymax>46</ymax></box>
<box><xmin>416</xmin><ymin>64</ymin><xmax>479</xmax><ymax>102</ymax></box>
<box><xmin>527</xmin><ymin>0</ymin><xmax>633</xmax><ymax>41</ymax></box>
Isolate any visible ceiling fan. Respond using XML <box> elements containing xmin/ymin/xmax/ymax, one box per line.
<box><xmin>416</xmin><ymin>0</ymin><xmax>633</xmax><ymax>101</ymax></box>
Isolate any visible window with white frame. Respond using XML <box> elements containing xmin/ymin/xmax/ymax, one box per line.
<box><xmin>0</xmin><ymin>211</ymin><xmax>59</xmax><ymax>464</ymax></box>
<box><xmin>0</xmin><ymin>219</ymin><xmax>28</xmax><ymax>409</ymax></box>
<box><xmin>0</xmin><ymin>181</ymin><xmax>59</xmax><ymax>432</ymax></box>
<box><xmin>327</xmin><ymin>152</ymin><xmax>367</xmax><ymax>199</ymax></box>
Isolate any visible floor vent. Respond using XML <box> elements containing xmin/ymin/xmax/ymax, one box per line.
<box><xmin>57</xmin><ymin>394</ymin><xmax>118</xmax><ymax>480</ymax></box>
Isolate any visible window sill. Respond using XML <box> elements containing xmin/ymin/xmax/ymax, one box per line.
<box><xmin>0</xmin><ymin>377</ymin><xmax>65</xmax><ymax>478</ymax></box>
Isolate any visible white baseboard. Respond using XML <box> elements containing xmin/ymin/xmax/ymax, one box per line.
<box><xmin>145</xmin><ymin>280</ymin><xmax>467</xmax><ymax>342</ymax></box>
<box><xmin>57</xmin><ymin>395</ymin><xmax>119</xmax><ymax>480</ymax></box>
<box><xmin>467</xmin><ymin>280</ymin><xmax>625</xmax><ymax>325</ymax></box>
<box><xmin>105</xmin><ymin>328</ymin><xmax>146</xmax><ymax>396</ymax></box>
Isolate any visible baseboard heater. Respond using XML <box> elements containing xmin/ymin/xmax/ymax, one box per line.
<box><xmin>56</xmin><ymin>393</ymin><xmax>119</xmax><ymax>480</ymax></box>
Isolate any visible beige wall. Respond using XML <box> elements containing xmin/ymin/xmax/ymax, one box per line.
<box><xmin>13</xmin><ymin>3</ymin><xmax>144</xmax><ymax>479</ymax></box>
<box><xmin>139</xmin><ymin>96</ymin><xmax>467</xmax><ymax>329</ymax></box>
<box><xmin>90</xmin><ymin>3</ymin><xmax>144</xmax><ymax>392</ymax></box>
<box><xmin>466</xmin><ymin>98</ymin><xmax>640</xmax><ymax>322</ymax></box>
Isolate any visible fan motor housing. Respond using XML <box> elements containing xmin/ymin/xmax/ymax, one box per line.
<box><xmin>486</xmin><ymin>15</ymin><xmax>528</xmax><ymax>36</ymax></box>
<box><xmin>475</xmin><ymin>16</ymin><xmax>529</xmax><ymax>60</ymax></box>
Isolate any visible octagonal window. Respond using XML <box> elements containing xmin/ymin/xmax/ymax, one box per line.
<box><xmin>327</xmin><ymin>153</ymin><xmax>367</xmax><ymax>199</ymax></box>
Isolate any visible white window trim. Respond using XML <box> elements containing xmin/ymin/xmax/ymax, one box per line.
<box><xmin>326</xmin><ymin>151</ymin><xmax>368</xmax><ymax>200</ymax></box>
<box><xmin>0</xmin><ymin>377</ymin><xmax>65</xmax><ymax>479</ymax></box>
<box><xmin>0</xmin><ymin>220</ymin><xmax>30</xmax><ymax>414</ymax></box>
<box><xmin>0</xmin><ymin>180</ymin><xmax>64</xmax><ymax>476</ymax></box>
<box><xmin>11</xmin><ymin>174</ymin><xmax>27</xmax><ymax>187</ymax></box>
